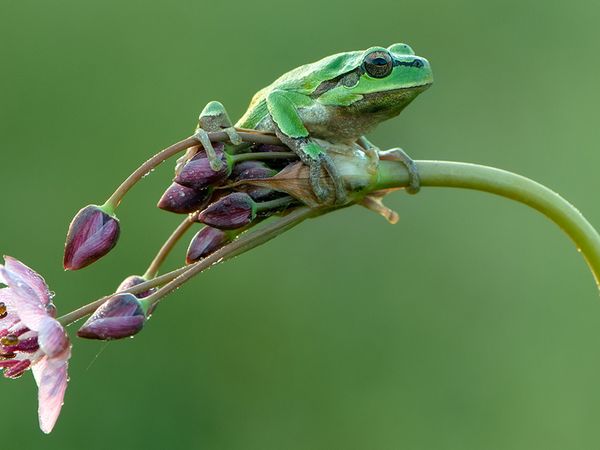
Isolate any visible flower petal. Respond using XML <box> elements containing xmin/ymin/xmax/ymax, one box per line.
<box><xmin>0</xmin><ymin>261</ymin><xmax>52</xmax><ymax>331</ymax></box>
<box><xmin>32</xmin><ymin>356</ymin><xmax>69</xmax><ymax>434</ymax></box>
<box><xmin>2</xmin><ymin>257</ymin><xmax>51</xmax><ymax>306</ymax></box>
<box><xmin>37</xmin><ymin>317</ymin><xmax>70</xmax><ymax>359</ymax></box>
<box><xmin>0</xmin><ymin>287</ymin><xmax>18</xmax><ymax>308</ymax></box>
<box><xmin>9</xmin><ymin>296</ymin><xmax>48</xmax><ymax>331</ymax></box>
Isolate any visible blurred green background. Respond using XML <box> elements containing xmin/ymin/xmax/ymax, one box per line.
<box><xmin>2</xmin><ymin>0</ymin><xmax>600</xmax><ymax>449</ymax></box>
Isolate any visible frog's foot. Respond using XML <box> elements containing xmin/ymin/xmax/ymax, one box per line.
<box><xmin>360</xmin><ymin>192</ymin><xmax>400</xmax><ymax>224</ymax></box>
<box><xmin>378</xmin><ymin>148</ymin><xmax>420</xmax><ymax>194</ymax></box>
<box><xmin>223</xmin><ymin>126</ymin><xmax>243</xmax><ymax>146</ymax></box>
<box><xmin>175</xmin><ymin>146</ymin><xmax>199</xmax><ymax>176</ymax></box>
<box><xmin>189</xmin><ymin>101</ymin><xmax>240</xmax><ymax>172</ymax></box>
<box><xmin>193</xmin><ymin>128</ymin><xmax>224</xmax><ymax>172</ymax></box>
<box><xmin>309</xmin><ymin>154</ymin><xmax>347</xmax><ymax>205</ymax></box>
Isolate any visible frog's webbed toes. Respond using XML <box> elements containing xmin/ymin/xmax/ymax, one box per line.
<box><xmin>319</xmin><ymin>153</ymin><xmax>347</xmax><ymax>204</ymax></box>
<box><xmin>378</xmin><ymin>148</ymin><xmax>420</xmax><ymax>194</ymax></box>
<box><xmin>307</xmin><ymin>154</ymin><xmax>346</xmax><ymax>205</ymax></box>
<box><xmin>308</xmin><ymin>160</ymin><xmax>331</xmax><ymax>203</ymax></box>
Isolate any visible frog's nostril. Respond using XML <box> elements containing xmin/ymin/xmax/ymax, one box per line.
<box><xmin>412</xmin><ymin>59</ymin><xmax>424</xmax><ymax>68</ymax></box>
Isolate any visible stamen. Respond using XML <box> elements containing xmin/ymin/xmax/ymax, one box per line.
<box><xmin>4</xmin><ymin>359</ymin><xmax>31</xmax><ymax>379</ymax></box>
<box><xmin>15</xmin><ymin>337</ymin><xmax>39</xmax><ymax>353</ymax></box>
<box><xmin>0</xmin><ymin>335</ymin><xmax>19</xmax><ymax>347</ymax></box>
<box><xmin>0</xmin><ymin>352</ymin><xmax>16</xmax><ymax>360</ymax></box>
<box><xmin>0</xmin><ymin>302</ymin><xmax>7</xmax><ymax>319</ymax></box>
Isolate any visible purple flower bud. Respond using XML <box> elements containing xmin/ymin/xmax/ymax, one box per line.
<box><xmin>197</xmin><ymin>193</ymin><xmax>256</xmax><ymax>230</ymax></box>
<box><xmin>233</xmin><ymin>161</ymin><xmax>278</xmax><ymax>181</ymax></box>
<box><xmin>232</xmin><ymin>161</ymin><xmax>281</xmax><ymax>202</ymax></box>
<box><xmin>157</xmin><ymin>183</ymin><xmax>212</xmax><ymax>214</ymax></box>
<box><xmin>77</xmin><ymin>293</ymin><xmax>146</xmax><ymax>341</ymax></box>
<box><xmin>174</xmin><ymin>143</ymin><xmax>231</xmax><ymax>190</ymax></box>
<box><xmin>186</xmin><ymin>227</ymin><xmax>231</xmax><ymax>264</ymax></box>
<box><xmin>117</xmin><ymin>275</ymin><xmax>155</xmax><ymax>299</ymax></box>
<box><xmin>63</xmin><ymin>205</ymin><xmax>120</xmax><ymax>271</ymax></box>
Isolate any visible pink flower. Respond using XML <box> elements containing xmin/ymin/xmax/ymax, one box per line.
<box><xmin>0</xmin><ymin>256</ymin><xmax>71</xmax><ymax>434</ymax></box>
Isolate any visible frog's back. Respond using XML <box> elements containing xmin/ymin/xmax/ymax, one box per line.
<box><xmin>236</xmin><ymin>50</ymin><xmax>364</xmax><ymax>129</ymax></box>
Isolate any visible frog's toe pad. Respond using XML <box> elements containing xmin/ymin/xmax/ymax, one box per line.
<box><xmin>224</xmin><ymin>127</ymin><xmax>243</xmax><ymax>146</ymax></box>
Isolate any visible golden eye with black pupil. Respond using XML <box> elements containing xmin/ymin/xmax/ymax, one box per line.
<box><xmin>363</xmin><ymin>51</ymin><xmax>393</xmax><ymax>78</ymax></box>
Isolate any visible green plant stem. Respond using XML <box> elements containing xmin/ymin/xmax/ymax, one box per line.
<box><xmin>255</xmin><ymin>196</ymin><xmax>295</xmax><ymax>212</ymax></box>
<box><xmin>143</xmin><ymin>214</ymin><xmax>198</xmax><ymax>279</ymax></box>
<box><xmin>58</xmin><ymin>265</ymin><xmax>190</xmax><ymax>326</ymax></box>
<box><xmin>142</xmin><ymin>207</ymin><xmax>318</xmax><ymax>310</ymax></box>
<box><xmin>232</xmin><ymin>152</ymin><xmax>297</xmax><ymax>163</ymax></box>
<box><xmin>61</xmin><ymin>157</ymin><xmax>600</xmax><ymax>326</ymax></box>
<box><xmin>376</xmin><ymin>160</ymin><xmax>600</xmax><ymax>288</ymax></box>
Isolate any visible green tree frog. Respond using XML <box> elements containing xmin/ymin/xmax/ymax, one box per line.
<box><xmin>182</xmin><ymin>43</ymin><xmax>433</xmax><ymax>203</ymax></box>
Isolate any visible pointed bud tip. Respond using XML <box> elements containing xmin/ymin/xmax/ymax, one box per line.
<box><xmin>197</xmin><ymin>193</ymin><xmax>256</xmax><ymax>230</ymax></box>
<box><xmin>157</xmin><ymin>183</ymin><xmax>212</xmax><ymax>214</ymax></box>
<box><xmin>77</xmin><ymin>293</ymin><xmax>145</xmax><ymax>341</ymax></box>
<box><xmin>186</xmin><ymin>227</ymin><xmax>230</xmax><ymax>264</ymax></box>
<box><xmin>63</xmin><ymin>205</ymin><xmax>120</xmax><ymax>271</ymax></box>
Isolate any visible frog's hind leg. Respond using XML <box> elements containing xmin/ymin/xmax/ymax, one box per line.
<box><xmin>175</xmin><ymin>101</ymin><xmax>242</xmax><ymax>174</ymax></box>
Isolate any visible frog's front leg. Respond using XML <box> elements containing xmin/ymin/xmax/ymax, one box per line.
<box><xmin>378</xmin><ymin>148</ymin><xmax>421</xmax><ymax>194</ymax></box>
<box><xmin>357</xmin><ymin>136</ymin><xmax>381</xmax><ymax>175</ymax></box>
<box><xmin>266</xmin><ymin>89</ymin><xmax>346</xmax><ymax>204</ymax></box>
<box><xmin>175</xmin><ymin>101</ymin><xmax>242</xmax><ymax>174</ymax></box>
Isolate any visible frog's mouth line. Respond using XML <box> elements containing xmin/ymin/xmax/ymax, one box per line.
<box><xmin>362</xmin><ymin>81</ymin><xmax>433</xmax><ymax>98</ymax></box>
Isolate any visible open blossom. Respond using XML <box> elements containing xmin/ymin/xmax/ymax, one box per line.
<box><xmin>0</xmin><ymin>257</ymin><xmax>71</xmax><ymax>434</ymax></box>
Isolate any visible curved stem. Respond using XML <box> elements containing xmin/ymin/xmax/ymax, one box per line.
<box><xmin>58</xmin><ymin>265</ymin><xmax>190</xmax><ymax>326</ymax></box>
<box><xmin>142</xmin><ymin>207</ymin><xmax>318</xmax><ymax>310</ymax></box>
<box><xmin>61</xmin><ymin>158</ymin><xmax>600</xmax><ymax>326</ymax></box>
<box><xmin>103</xmin><ymin>131</ymin><xmax>280</xmax><ymax>210</ymax></box>
<box><xmin>376</xmin><ymin>160</ymin><xmax>600</xmax><ymax>288</ymax></box>
<box><xmin>255</xmin><ymin>196</ymin><xmax>295</xmax><ymax>212</ymax></box>
<box><xmin>143</xmin><ymin>214</ymin><xmax>198</xmax><ymax>279</ymax></box>
<box><xmin>232</xmin><ymin>152</ymin><xmax>297</xmax><ymax>163</ymax></box>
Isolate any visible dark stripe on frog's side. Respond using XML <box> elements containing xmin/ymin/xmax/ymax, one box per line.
<box><xmin>311</xmin><ymin>67</ymin><xmax>363</xmax><ymax>98</ymax></box>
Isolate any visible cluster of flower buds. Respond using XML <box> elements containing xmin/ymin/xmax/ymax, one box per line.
<box><xmin>164</xmin><ymin>143</ymin><xmax>297</xmax><ymax>262</ymax></box>
<box><xmin>62</xmin><ymin>134</ymin><xmax>302</xmax><ymax>341</ymax></box>
<box><xmin>63</xmin><ymin>139</ymin><xmax>298</xmax><ymax>269</ymax></box>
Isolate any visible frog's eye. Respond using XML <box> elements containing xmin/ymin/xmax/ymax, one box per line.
<box><xmin>363</xmin><ymin>51</ymin><xmax>393</xmax><ymax>78</ymax></box>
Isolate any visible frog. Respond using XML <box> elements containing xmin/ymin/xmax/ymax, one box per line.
<box><xmin>179</xmin><ymin>43</ymin><xmax>433</xmax><ymax>204</ymax></box>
